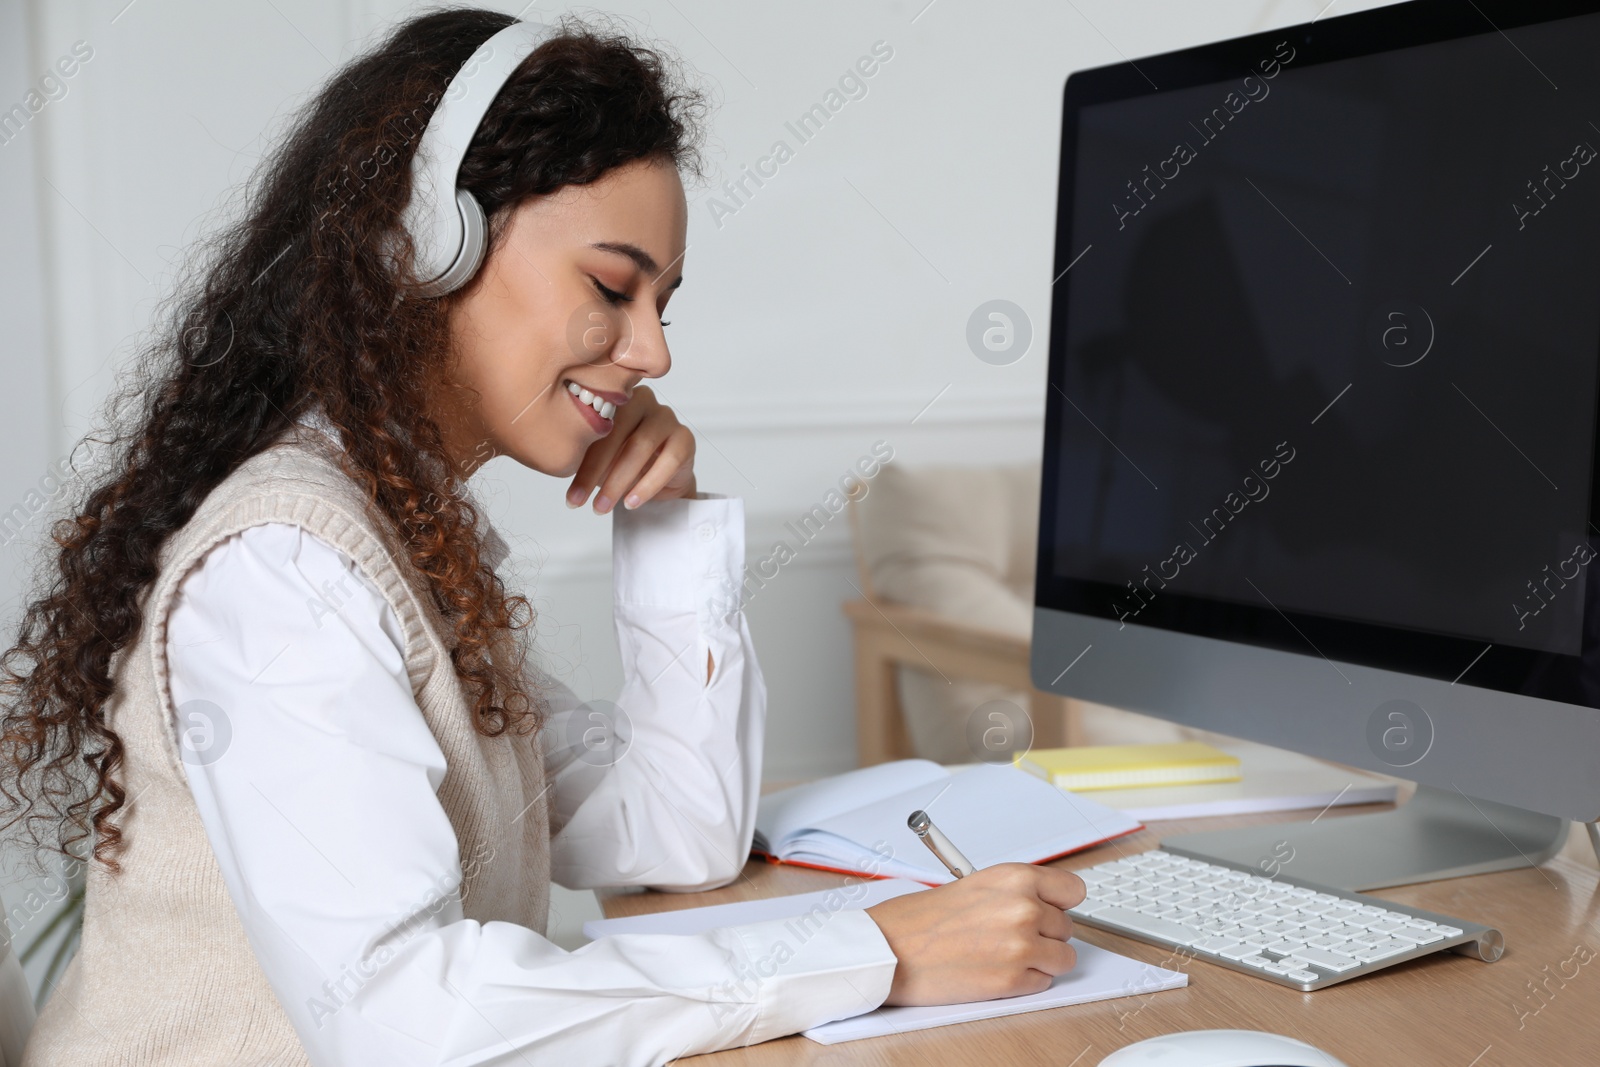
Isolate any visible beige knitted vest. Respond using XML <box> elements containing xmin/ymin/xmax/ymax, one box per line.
<box><xmin>23</xmin><ymin>426</ymin><xmax>551</xmax><ymax>1065</ymax></box>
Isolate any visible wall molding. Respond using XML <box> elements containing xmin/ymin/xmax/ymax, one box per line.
<box><xmin>669</xmin><ymin>390</ymin><xmax>1044</xmax><ymax>434</ymax></box>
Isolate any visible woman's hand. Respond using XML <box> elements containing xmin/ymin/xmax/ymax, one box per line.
<box><xmin>864</xmin><ymin>864</ymin><xmax>1085</xmax><ymax>1005</ymax></box>
<box><xmin>566</xmin><ymin>385</ymin><xmax>697</xmax><ymax>513</ymax></box>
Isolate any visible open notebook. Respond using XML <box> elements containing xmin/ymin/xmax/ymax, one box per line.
<box><xmin>752</xmin><ymin>760</ymin><xmax>1143</xmax><ymax>883</ymax></box>
<box><xmin>584</xmin><ymin>879</ymin><xmax>1188</xmax><ymax>1044</ymax></box>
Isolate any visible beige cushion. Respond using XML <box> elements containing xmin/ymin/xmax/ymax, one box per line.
<box><xmin>856</xmin><ymin>462</ymin><xmax>1227</xmax><ymax>762</ymax></box>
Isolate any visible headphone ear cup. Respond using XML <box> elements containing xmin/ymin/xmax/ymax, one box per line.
<box><xmin>415</xmin><ymin>189</ymin><xmax>488</xmax><ymax>297</ymax></box>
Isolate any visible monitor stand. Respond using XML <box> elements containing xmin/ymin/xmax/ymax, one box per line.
<box><xmin>1159</xmin><ymin>785</ymin><xmax>1570</xmax><ymax>891</ymax></box>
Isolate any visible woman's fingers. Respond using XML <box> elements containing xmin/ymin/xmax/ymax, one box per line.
<box><xmin>565</xmin><ymin>383</ymin><xmax>697</xmax><ymax>512</ymax></box>
<box><xmin>566</xmin><ymin>385</ymin><xmax>659</xmax><ymax>511</ymax></box>
<box><xmin>615</xmin><ymin>426</ymin><xmax>695</xmax><ymax>509</ymax></box>
<box><xmin>589</xmin><ymin>421</ymin><xmax>689</xmax><ymax>512</ymax></box>
<box><xmin>1030</xmin><ymin>938</ymin><xmax>1078</xmax><ymax>980</ymax></box>
<box><xmin>1036</xmin><ymin>899</ymin><xmax>1073</xmax><ymax>943</ymax></box>
<box><xmin>566</xmin><ymin>419</ymin><xmax>637</xmax><ymax>507</ymax></box>
<box><xmin>1032</xmin><ymin>867</ymin><xmax>1088</xmax><ymax>912</ymax></box>
<box><xmin>566</xmin><ymin>390</ymin><xmax>649</xmax><ymax>500</ymax></box>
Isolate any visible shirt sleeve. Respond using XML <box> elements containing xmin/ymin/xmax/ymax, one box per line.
<box><xmin>167</xmin><ymin>518</ymin><xmax>897</xmax><ymax>1067</ymax></box>
<box><xmin>541</xmin><ymin>492</ymin><xmax>764</xmax><ymax>893</ymax></box>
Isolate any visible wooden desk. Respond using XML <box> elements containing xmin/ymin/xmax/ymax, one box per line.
<box><xmin>601</xmin><ymin>802</ymin><xmax>1600</xmax><ymax>1065</ymax></box>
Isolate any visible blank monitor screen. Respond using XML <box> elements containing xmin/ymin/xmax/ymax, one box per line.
<box><xmin>1041</xmin><ymin>4</ymin><xmax>1600</xmax><ymax>708</ymax></box>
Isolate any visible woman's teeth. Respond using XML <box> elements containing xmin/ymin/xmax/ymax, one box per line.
<box><xmin>566</xmin><ymin>381</ymin><xmax>615</xmax><ymax>420</ymax></box>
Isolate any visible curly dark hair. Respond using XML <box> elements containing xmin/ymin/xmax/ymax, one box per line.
<box><xmin>0</xmin><ymin>6</ymin><xmax>707</xmax><ymax>873</ymax></box>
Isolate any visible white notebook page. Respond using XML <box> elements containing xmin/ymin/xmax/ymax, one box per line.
<box><xmin>583</xmin><ymin>879</ymin><xmax>1187</xmax><ymax>1045</ymax></box>
<box><xmin>810</xmin><ymin>763</ymin><xmax>1142</xmax><ymax>881</ymax></box>
<box><xmin>755</xmin><ymin>759</ymin><xmax>949</xmax><ymax>851</ymax></box>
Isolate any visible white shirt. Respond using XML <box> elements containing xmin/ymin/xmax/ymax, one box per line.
<box><xmin>164</xmin><ymin>424</ymin><xmax>897</xmax><ymax>1065</ymax></box>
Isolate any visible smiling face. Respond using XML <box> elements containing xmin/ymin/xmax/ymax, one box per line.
<box><xmin>435</xmin><ymin>155</ymin><xmax>688</xmax><ymax>479</ymax></box>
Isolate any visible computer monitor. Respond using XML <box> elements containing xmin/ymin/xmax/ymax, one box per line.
<box><xmin>1033</xmin><ymin>0</ymin><xmax>1600</xmax><ymax>890</ymax></box>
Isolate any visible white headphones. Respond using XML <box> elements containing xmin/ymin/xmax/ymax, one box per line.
<box><xmin>396</xmin><ymin>20</ymin><xmax>556</xmax><ymax>297</ymax></box>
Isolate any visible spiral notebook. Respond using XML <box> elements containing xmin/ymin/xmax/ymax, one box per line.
<box><xmin>751</xmin><ymin>761</ymin><xmax>1143</xmax><ymax>884</ymax></box>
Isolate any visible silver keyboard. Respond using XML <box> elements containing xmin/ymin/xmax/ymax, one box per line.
<box><xmin>1067</xmin><ymin>849</ymin><xmax>1503</xmax><ymax>990</ymax></box>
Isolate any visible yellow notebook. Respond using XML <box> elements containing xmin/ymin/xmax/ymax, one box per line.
<box><xmin>1016</xmin><ymin>741</ymin><xmax>1242</xmax><ymax>792</ymax></box>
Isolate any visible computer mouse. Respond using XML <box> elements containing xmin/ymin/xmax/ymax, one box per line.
<box><xmin>1098</xmin><ymin>1029</ymin><xmax>1350</xmax><ymax>1067</ymax></box>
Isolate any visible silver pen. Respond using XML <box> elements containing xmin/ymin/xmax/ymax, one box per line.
<box><xmin>907</xmin><ymin>809</ymin><xmax>977</xmax><ymax>879</ymax></box>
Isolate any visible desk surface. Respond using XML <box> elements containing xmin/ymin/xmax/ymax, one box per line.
<box><xmin>601</xmin><ymin>800</ymin><xmax>1600</xmax><ymax>1066</ymax></box>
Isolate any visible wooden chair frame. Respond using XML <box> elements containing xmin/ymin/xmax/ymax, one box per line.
<box><xmin>844</xmin><ymin>500</ymin><xmax>1083</xmax><ymax>766</ymax></box>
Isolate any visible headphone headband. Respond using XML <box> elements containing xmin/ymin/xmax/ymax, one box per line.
<box><xmin>397</xmin><ymin>20</ymin><xmax>557</xmax><ymax>297</ymax></box>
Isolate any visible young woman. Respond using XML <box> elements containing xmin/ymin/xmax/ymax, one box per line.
<box><xmin>0</xmin><ymin>9</ymin><xmax>1083</xmax><ymax>1064</ymax></box>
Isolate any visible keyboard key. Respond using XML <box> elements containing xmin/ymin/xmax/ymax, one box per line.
<box><xmin>1351</xmin><ymin>938</ymin><xmax>1412</xmax><ymax>962</ymax></box>
<box><xmin>1218</xmin><ymin>944</ymin><xmax>1260</xmax><ymax>960</ymax></box>
<box><xmin>1263</xmin><ymin>959</ymin><xmax>1300</xmax><ymax>975</ymax></box>
<box><xmin>1262</xmin><ymin>939</ymin><xmax>1309</xmax><ymax>956</ymax></box>
<box><xmin>1239</xmin><ymin>955</ymin><xmax>1272</xmax><ymax>968</ymax></box>
<box><xmin>1092</xmin><ymin>906</ymin><xmax>1206</xmax><ymax>945</ymax></box>
<box><xmin>1292</xmin><ymin>946</ymin><xmax>1361</xmax><ymax>972</ymax></box>
<box><xmin>1284</xmin><ymin>968</ymin><xmax>1320</xmax><ymax>982</ymax></box>
<box><xmin>1191</xmin><ymin>936</ymin><xmax>1243</xmax><ymax>954</ymax></box>
<box><xmin>1260</xmin><ymin>922</ymin><xmax>1303</xmax><ymax>937</ymax></box>
<box><xmin>1396</xmin><ymin>925</ymin><xmax>1444</xmax><ymax>945</ymax></box>
<box><xmin>1433</xmin><ymin>925</ymin><xmax>1464</xmax><ymax>937</ymax></box>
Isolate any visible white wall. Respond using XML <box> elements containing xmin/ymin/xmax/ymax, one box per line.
<box><xmin>2</xmin><ymin>0</ymin><xmax>1403</xmax><ymax>800</ymax></box>
<box><xmin>0</xmin><ymin>0</ymin><xmax>76</xmax><ymax>995</ymax></box>
<box><xmin>0</xmin><ymin>0</ymin><xmax>55</xmax><ymax>602</ymax></box>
